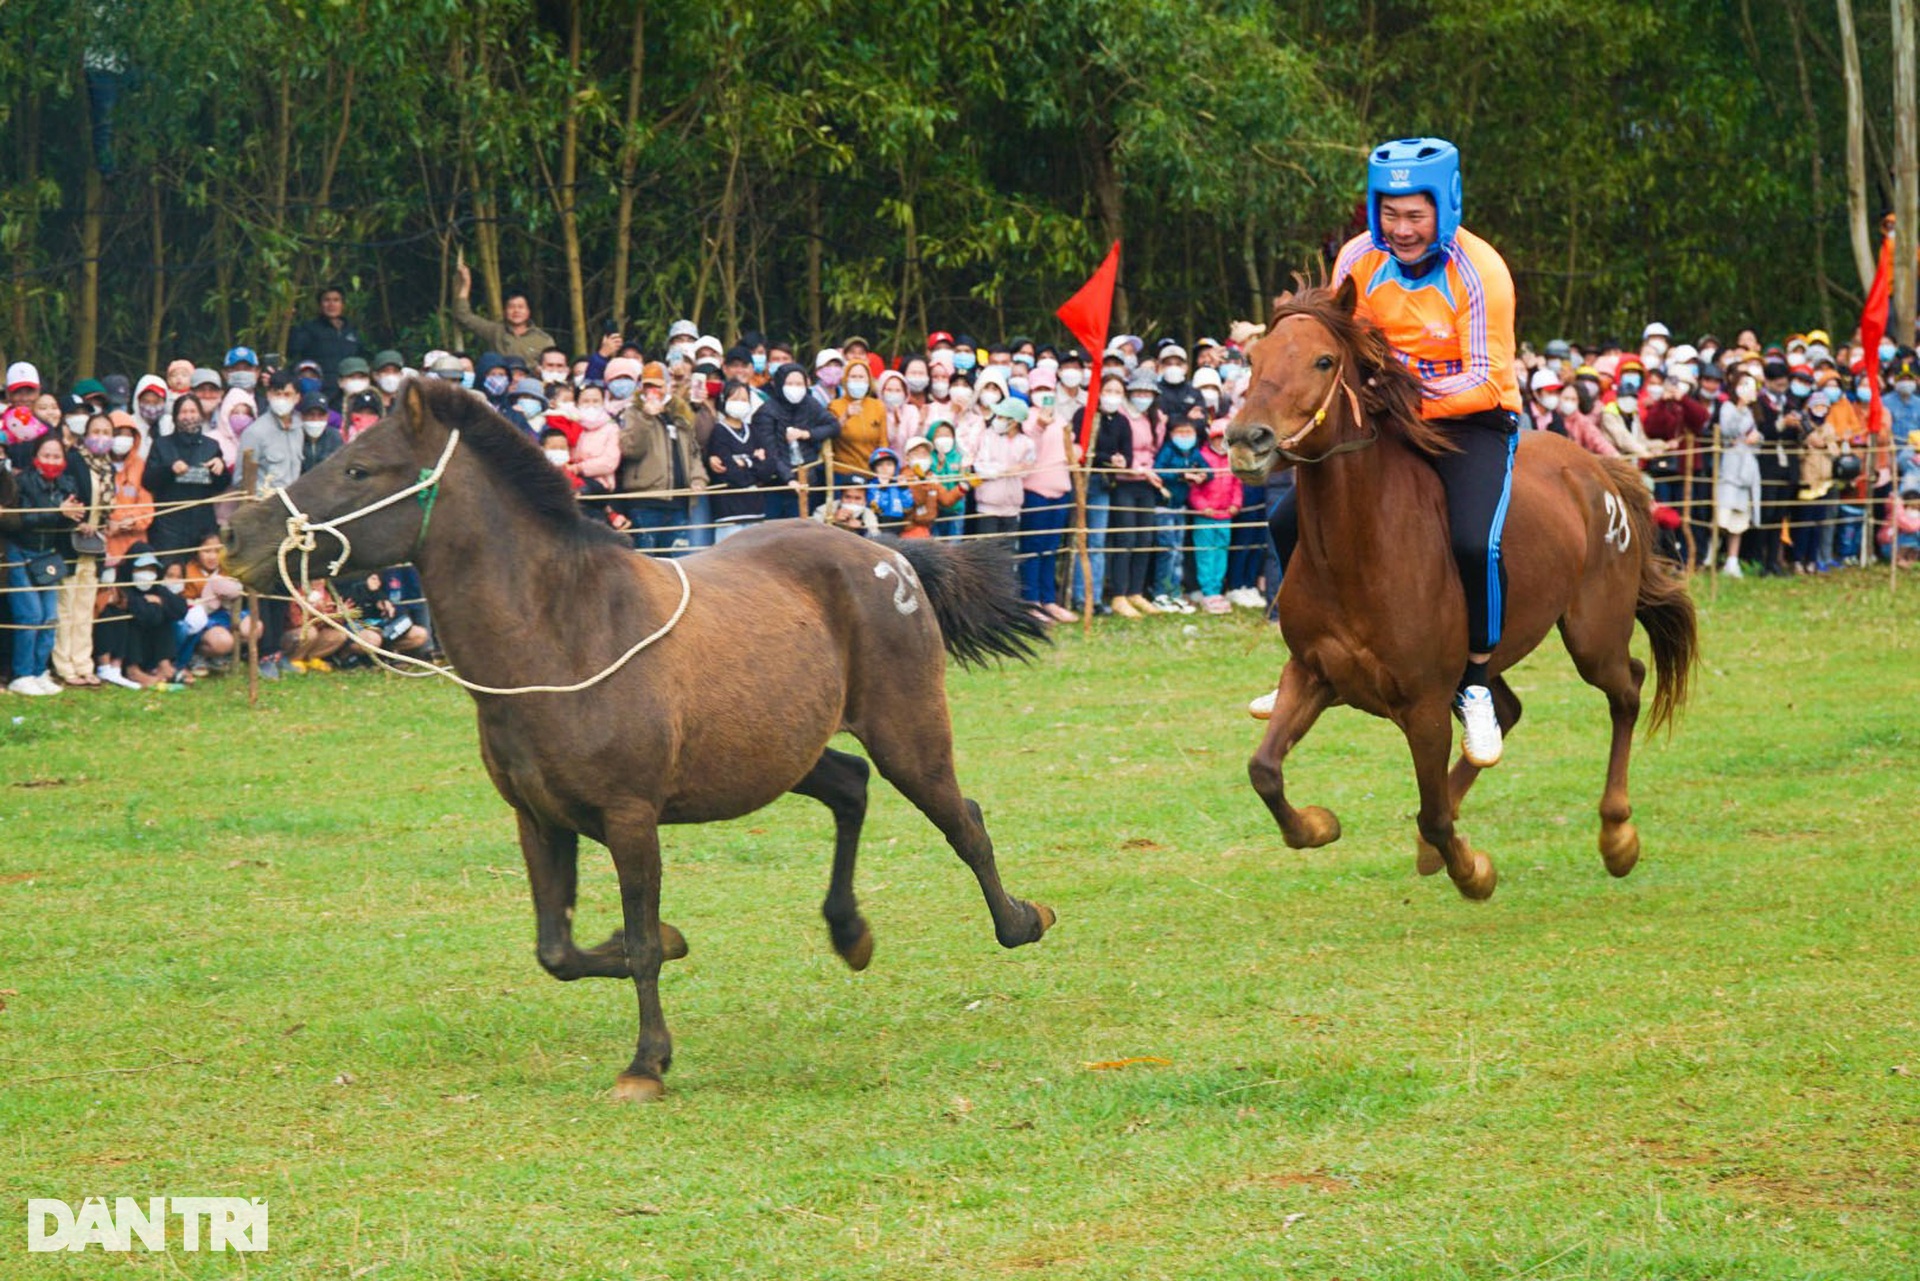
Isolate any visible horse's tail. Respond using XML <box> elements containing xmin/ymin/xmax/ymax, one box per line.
<box><xmin>886</xmin><ymin>536</ymin><xmax>1050</xmax><ymax>669</ymax></box>
<box><xmin>1601</xmin><ymin>459</ymin><xmax>1699</xmax><ymax>735</ymax></box>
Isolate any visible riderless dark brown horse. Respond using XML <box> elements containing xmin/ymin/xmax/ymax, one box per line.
<box><xmin>223</xmin><ymin>379</ymin><xmax>1055</xmax><ymax>1101</ymax></box>
<box><xmin>1225</xmin><ymin>279</ymin><xmax>1698</xmax><ymax>899</ymax></box>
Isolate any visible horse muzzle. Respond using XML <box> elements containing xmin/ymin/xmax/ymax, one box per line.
<box><xmin>1227</xmin><ymin>423</ymin><xmax>1279</xmax><ymax>483</ymax></box>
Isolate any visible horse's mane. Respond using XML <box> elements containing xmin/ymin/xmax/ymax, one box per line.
<box><xmin>412</xmin><ymin>379</ymin><xmax>628</xmax><ymax>547</ymax></box>
<box><xmin>1267</xmin><ymin>284</ymin><xmax>1456</xmax><ymax>458</ymax></box>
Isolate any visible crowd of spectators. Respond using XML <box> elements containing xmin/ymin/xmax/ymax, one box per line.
<box><xmin>3</xmin><ymin>273</ymin><xmax>1916</xmax><ymax>697</ymax></box>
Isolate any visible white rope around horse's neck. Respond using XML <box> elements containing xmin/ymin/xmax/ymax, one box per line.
<box><xmin>271</xmin><ymin>427</ymin><xmax>693</xmax><ymax>696</ymax></box>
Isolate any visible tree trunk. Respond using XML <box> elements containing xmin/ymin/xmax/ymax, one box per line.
<box><xmin>1789</xmin><ymin>1</ymin><xmax>1834</xmax><ymax>332</ymax></box>
<box><xmin>718</xmin><ymin>134</ymin><xmax>741</xmax><ymax>342</ymax></box>
<box><xmin>145</xmin><ymin>176</ymin><xmax>167</xmax><ymax>373</ymax></box>
<box><xmin>893</xmin><ymin>160</ymin><xmax>919</xmax><ymax>355</ymax></box>
<box><xmin>559</xmin><ymin>0</ymin><xmax>589</xmax><ymax>349</ymax></box>
<box><xmin>1241</xmin><ymin>210</ymin><xmax>1263</xmax><ymax>320</ymax></box>
<box><xmin>610</xmin><ymin>0</ymin><xmax>645</xmax><ymax>330</ymax></box>
<box><xmin>806</xmin><ymin>177</ymin><xmax>823</xmax><ymax>351</ymax></box>
<box><xmin>1085</xmin><ymin>121</ymin><xmax>1127</xmax><ymax>329</ymax></box>
<box><xmin>271</xmin><ymin>65</ymin><xmax>295</xmax><ymax>358</ymax></box>
<box><xmin>1896</xmin><ymin>0</ymin><xmax>1919</xmax><ymax>340</ymax></box>
<box><xmin>77</xmin><ymin>164</ymin><xmax>102</xmax><ymax>379</ymax></box>
<box><xmin>1839</xmin><ymin>0</ymin><xmax>1876</xmax><ymax>292</ymax></box>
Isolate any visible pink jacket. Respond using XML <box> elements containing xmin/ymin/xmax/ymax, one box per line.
<box><xmin>970</xmin><ymin>426</ymin><xmax>1036</xmax><ymax>516</ymax></box>
<box><xmin>1022</xmin><ymin>411</ymin><xmax>1072</xmax><ymax>499</ymax></box>
<box><xmin>1125</xmin><ymin>409</ymin><xmax>1160</xmax><ymax>480</ymax></box>
<box><xmin>1562</xmin><ymin>407</ymin><xmax>1620</xmax><ymax>457</ymax></box>
<box><xmin>1187</xmin><ymin>445</ymin><xmax>1243</xmax><ymax>517</ymax></box>
<box><xmin>572</xmin><ymin>418</ymin><xmax>623</xmax><ymax>483</ymax></box>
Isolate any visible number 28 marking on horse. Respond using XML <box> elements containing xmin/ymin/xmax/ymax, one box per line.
<box><xmin>873</xmin><ymin>552</ymin><xmax>922</xmax><ymax>615</ymax></box>
<box><xmin>1602</xmin><ymin>491</ymin><xmax>1633</xmax><ymax>554</ymax></box>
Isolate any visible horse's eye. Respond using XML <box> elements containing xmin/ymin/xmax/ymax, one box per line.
<box><xmin>1315</xmin><ymin>355</ymin><xmax>1334</xmax><ymax>371</ymax></box>
<box><xmin>345</xmin><ymin>466</ymin><xmax>369</xmax><ymax>481</ymax></box>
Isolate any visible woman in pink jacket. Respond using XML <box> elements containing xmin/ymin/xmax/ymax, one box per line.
<box><xmin>568</xmin><ymin>382</ymin><xmax>624</xmax><ymax>498</ymax></box>
<box><xmin>1017</xmin><ymin>368</ymin><xmax>1077</xmax><ymax>620</ymax></box>
<box><xmin>969</xmin><ymin>397</ymin><xmax>1036</xmax><ymax>542</ymax></box>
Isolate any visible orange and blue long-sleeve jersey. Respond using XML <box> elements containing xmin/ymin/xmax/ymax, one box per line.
<box><xmin>1330</xmin><ymin>227</ymin><xmax>1523</xmax><ymax>420</ymax></box>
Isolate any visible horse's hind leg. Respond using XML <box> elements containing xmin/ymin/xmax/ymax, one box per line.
<box><xmin>1248</xmin><ymin>660</ymin><xmax>1341</xmax><ymax>849</ymax></box>
<box><xmin>791</xmin><ymin>747</ymin><xmax>876</xmax><ymax>971</ymax></box>
<box><xmin>1403</xmin><ymin>697</ymin><xmax>1498</xmax><ymax>900</ymax></box>
<box><xmin>516</xmin><ymin>811</ymin><xmax>683</xmax><ymax>983</ymax></box>
<box><xmin>854</xmin><ymin>713</ymin><xmax>1054</xmax><ymax>950</ymax></box>
<box><xmin>606</xmin><ymin>803</ymin><xmax>672</xmax><ymax>1102</ymax></box>
<box><xmin>1559</xmin><ymin>606</ymin><xmax>1646</xmax><ymax>877</ymax></box>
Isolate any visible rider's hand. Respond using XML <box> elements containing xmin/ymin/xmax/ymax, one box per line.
<box><xmin>455</xmin><ymin>261</ymin><xmax>472</xmax><ymax>301</ymax></box>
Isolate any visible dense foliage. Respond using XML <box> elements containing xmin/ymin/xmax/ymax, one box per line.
<box><xmin>0</xmin><ymin>0</ymin><xmax>1903</xmax><ymax>377</ymax></box>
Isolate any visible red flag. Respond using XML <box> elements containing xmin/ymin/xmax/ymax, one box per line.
<box><xmin>1861</xmin><ymin>231</ymin><xmax>1894</xmax><ymax>426</ymax></box>
<box><xmin>1056</xmin><ymin>241</ymin><xmax>1121</xmax><ymax>451</ymax></box>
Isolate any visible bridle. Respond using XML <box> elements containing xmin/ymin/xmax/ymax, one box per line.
<box><xmin>1271</xmin><ymin>361</ymin><xmax>1376</xmax><ymax>465</ymax></box>
<box><xmin>266</xmin><ymin>425</ymin><xmax>692</xmax><ymax>697</ymax></box>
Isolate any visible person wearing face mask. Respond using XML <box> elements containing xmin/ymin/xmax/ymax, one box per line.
<box><xmin>1067</xmin><ymin>373</ymin><xmax>1132</xmax><ymax>613</ymax></box>
<box><xmin>875</xmin><ymin>368</ymin><xmax>921</xmax><ymax>457</ymax></box>
<box><xmin>1884</xmin><ymin>357</ymin><xmax>1920</xmax><ymax>444</ymax></box>
<box><xmin>1745</xmin><ymin>363</ymin><xmax>1810</xmax><ymax>577</ymax></box>
<box><xmin>334</xmin><ymin>356</ymin><xmax>374</xmax><ymax>409</ymax></box>
<box><xmin>1149</xmin><ymin>404</ymin><xmax>1211</xmax><ymax>613</ymax></box>
<box><xmin>812</xmin><ymin>348</ymin><xmax>847</xmax><ymax>409</ymax></box>
<box><xmin>145</xmin><ymin>393</ymin><xmax>231</xmax><ymax>560</ymax></box>
<box><xmin>1793</xmin><ymin>387</ymin><xmax>1843</xmax><ymax>571</ymax></box>
<box><xmin>238</xmin><ymin>371</ymin><xmax>307</xmax><ymax>493</ymax></box>
<box><xmin>703</xmin><ymin>378</ymin><xmax>792</xmax><ymax>539</ymax></box>
<box><xmin>751</xmin><ymin>361</ymin><xmax>840</xmax><ymax>518</ymax></box>
<box><xmin>44</xmin><ymin>415</ymin><xmax>119</xmax><ymax>687</ymax></box>
<box><xmin>900</xmin><ymin>355</ymin><xmax>933</xmax><ymax>408</ymax></box>
<box><xmin>473</xmin><ymin>353</ymin><xmax>516</xmax><ymax>410</ymax></box>
<box><xmin>951</xmin><ymin>337</ymin><xmax>979</xmax><ymax>376</ymax></box>
<box><xmin>1559</xmin><ymin>370</ymin><xmax>1619</xmax><ymax>458</ymax></box>
<box><xmin>616</xmin><ymin>365</ymin><xmax>703</xmax><ymax>551</ymax></box>
<box><xmin>117</xmin><ymin>546</ymin><xmax>191</xmax><ymax>688</ymax></box>
<box><xmin>296</xmin><ymin>394</ymin><xmax>343</xmax><ymax>472</ymax></box>
<box><xmin>1154</xmin><ymin>343</ymin><xmax>1203</xmax><ymax>421</ymax></box>
<box><xmin>368</xmin><ymin>350</ymin><xmax>408</xmax><ymax>407</ymax></box>
<box><xmin>827</xmin><ymin>357</ymin><xmax>887</xmax><ymax>493</ymax></box>
<box><xmin>1101</xmin><ymin>371</ymin><xmax>1170</xmax><ymax>618</ymax></box>
<box><xmin>1191</xmin><ymin>366</ymin><xmax>1226</xmax><ymax>420</ymax></box>
<box><xmin>1016</xmin><ymin>368</ymin><xmax>1078</xmax><ymax>622</ymax></box>
<box><xmin>449</xmin><ymin>259</ymin><xmax>556</xmax><ymax>366</ymax></box>
<box><xmin>6</xmin><ymin>433</ymin><xmax>86</xmax><ymax>694</ymax></box>
<box><xmin>968</xmin><ymin>396</ymin><xmax>1036</xmax><ymax>546</ymax></box>
<box><xmin>921</xmin><ymin>419</ymin><xmax>970</xmax><ymax>539</ymax></box>
<box><xmin>1526</xmin><ymin>368</ymin><xmax>1566</xmax><ymax>435</ymax></box>
<box><xmin>1714</xmin><ymin>375</ymin><xmax>1766</xmax><ymax>576</ymax></box>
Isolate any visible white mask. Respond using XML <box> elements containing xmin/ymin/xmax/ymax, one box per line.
<box><xmin>725</xmin><ymin>399</ymin><xmax>752</xmax><ymax>420</ymax></box>
<box><xmin>978</xmin><ymin>388</ymin><xmax>1002</xmax><ymax>409</ymax></box>
<box><xmin>1099</xmin><ymin>392</ymin><xmax>1123</xmax><ymax>414</ymax></box>
<box><xmin>929</xmin><ymin>379</ymin><xmax>950</xmax><ymax>399</ymax></box>
<box><xmin>1161</xmin><ymin>365</ymin><xmax>1187</xmax><ymax>385</ymax></box>
<box><xmin>951</xmin><ymin>386</ymin><xmax>973</xmax><ymax>408</ymax></box>
<box><xmin>905</xmin><ymin>373</ymin><xmax>929</xmax><ymax>394</ymax></box>
<box><xmin>1200</xmin><ymin>389</ymin><xmax>1219</xmax><ymax>408</ymax></box>
<box><xmin>269</xmin><ymin>396</ymin><xmax>299</xmax><ymax>419</ymax></box>
<box><xmin>340</xmin><ymin>377</ymin><xmax>370</xmax><ymax>396</ymax></box>
<box><xmin>162</xmin><ymin>579</ymin><xmax>184</xmax><ymax>595</ymax></box>
<box><xmin>545</xmin><ymin>448</ymin><xmax>571</xmax><ymax>467</ymax></box>
<box><xmin>111</xmin><ymin>436</ymin><xmax>135</xmax><ymax>457</ymax></box>
<box><xmin>882</xmin><ymin>391</ymin><xmax>906</xmax><ymax>409</ymax></box>
<box><xmin>782</xmin><ymin>383</ymin><xmax>807</xmax><ymax>405</ymax></box>
<box><xmin>227</xmin><ymin>370</ymin><xmax>257</xmax><ymax>390</ymax></box>
<box><xmin>845</xmin><ymin>378</ymin><xmax>870</xmax><ymax>400</ymax></box>
<box><xmin>302</xmin><ymin>419</ymin><xmax>329</xmax><ymax>438</ymax></box>
<box><xmin>132</xmin><ymin>570</ymin><xmax>158</xmax><ymax>588</ymax></box>
<box><xmin>375</xmin><ymin>373</ymin><xmax>402</xmax><ymax>394</ymax></box>
<box><xmin>1129</xmin><ymin>394</ymin><xmax>1155</xmax><ymax>412</ymax></box>
<box><xmin>1059</xmin><ymin>368</ymin><xmax>1084</xmax><ymax>389</ymax></box>
<box><xmin>1897</xmin><ymin>379</ymin><xmax>1918</xmax><ymax>396</ymax></box>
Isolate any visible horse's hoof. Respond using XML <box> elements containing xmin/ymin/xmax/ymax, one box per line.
<box><xmin>1599</xmin><ymin>822</ymin><xmax>1641</xmax><ymax>878</ymax></box>
<box><xmin>837</xmin><ymin>924</ymin><xmax>875</xmax><ymax>972</ymax></box>
<box><xmin>1284</xmin><ymin>806</ymin><xmax>1342</xmax><ymax>850</ymax></box>
<box><xmin>611</xmin><ymin>1073</ymin><xmax>665</xmax><ymax>1104</ymax></box>
<box><xmin>1415</xmin><ymin>839</ymin><xmax>1445</xmax><ymax>876</ymax></box>
<box><xmin>659</xmin><ymin>922</ymin><xmax>690</xmax><ymax>962</ymax></box>
<box><xmin>1032</xmin><ymin>902</ymin><xmax>1057</xmax><ymax>938</ymax></box>
<box><xmin>1452</xmin><ymin>849</ymin><xmax>1498</xmax><ymax>901</ymax></box>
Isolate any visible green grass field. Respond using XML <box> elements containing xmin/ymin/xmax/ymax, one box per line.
<box><xmin>3</xmin><ymin>572</ymin><xmax>1917</xmax><ymax>1279</ymax></box>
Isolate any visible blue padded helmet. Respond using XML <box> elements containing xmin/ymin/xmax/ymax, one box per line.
<box><xmin>1366</xmin><ymin>137</ymin><xmax>1462</xmax><ymax>252</ymax></box>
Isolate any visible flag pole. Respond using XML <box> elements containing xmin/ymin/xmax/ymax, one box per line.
<box><xmin>1055</xmin><ymin>241</ymin><xmax>1122</xmax><ymax>633</ymax></box>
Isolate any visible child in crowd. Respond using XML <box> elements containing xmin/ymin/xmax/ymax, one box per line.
<box><xmin>1151</xmin><ymin>403</ymin><xmax>1212</xmax><ymax>614</ymax></box>
<box><xmin>1187</xmin><ymin>420</ymin><xmax>1244</xmax><ymax>613</ymax></box>
<box><xmin>815</xmin><ymin>487</ymin><xmax>880</xmax><ymax>537</ymax></box>
<box><xmin>863</xmin><ymin>448</ymin><xmax>915</xmax><ymax>530</ymax></box>
<box><xmin>926</xmin><ymin>418</ymin><xmax>970</xmax><ymax>538</ymax></box>
<box><xmin>899</xmin><ymin>437</ymin><xmax>942</xmax><ymax>538</ymax></box>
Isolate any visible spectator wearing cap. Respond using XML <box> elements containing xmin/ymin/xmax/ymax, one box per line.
<box><xmin>969</xmin><ymin>396</ymin><xmax>1035</xmax><ymax>543</ymax></box>
<box><xmin>602</xmin><ymin>356</ymin><xmax>642</xmax><ymax>418</ymax></box>
<box><xmin>286</xmin><ymin>284</ymin><xmax>369</xmax><ymax>386</ymax></box>
<box><xmin>115</xmin><ymin>545</ymin><xmax>190</xmax><ymax>688</ymax></box>
<box><xmin>897</xmin><ymin>435</ymin><xmax>942</xmax><ymax>538</ymax></box>
<box><xmin>1524</xmin><ymin>366</ymin><xmax>1562</xmax><ymax>432</ymax></box>
<box><xmin>367</xmin><ymin>350</ymin><xmax>406</xmax><ymax>406</ymax></box>
<box><xmin>132</xmin><ymin>374</ymin><xmax>172</xmax><ymax>440</ymax></box>
<box><xmin>828</xmin><ymin>357</ymin><xmax>887</xmax><ymax>493</ymax></box>
<box><xmin>617</xmin><ymin>363</ymin><xmax>703</xmax><ymax>552</ymax></box>
<box><xmin>334</xmin><ymin>356</ymin><xmax>373</xmax><ymax>408</ymax></box>
<box><xmin>70</xmin><ymin>378</ymin><xmax>112</xmax><ymax>419</ymax></box>
<box><xmin>187</xmin><ymin>367</ymin><xmax>225</xmax><ymax>422</ymax></box>
<box><xmin>863</xmin><ymin>447</ymin><xmax>916</xmax><ymax>530</ymax></box>
<box><xmin>6</xmin><ymin>432</ymin><xmax>83</xmax><ymax>695</ymax></box>
<box><xmin>812</xmin><ymin>347</ymin><xmax>845</xmax><ymax>409</ymax></box>
<box><xmin>1017</xmin><ymin>368</ymin><xmax>1076</xmax><ymax>622</ymax></box>
<box><xmin>1155</xmin><ymin>344</ymin><xmax>1203</xmax><ymax>422</ymax></box>
<box><xmin>663</xmin><ymin>318</ymin><xmax>700</xmax><ymax>368</ymax></box>
<box><xmin>3</xmin><ymin>362</ymin><xmax>46</xmax><ymax>447</ymax></box>
<box><xmin>842</xmin><ymin>335</ymin><xmax>881</xmax><ymax>381</ymax></box>
<box><xmin>1886</xmin><ymin>357</ymin><xmax>1920</xmax><ymax>442</ymax></box>
<box><xmin>222</xmin><ymin>346</ymin><xmax>262</xmax><ymax>404</ymax></box>
<box><xmin>450</xmin><ymin>259</ymin><xmax>556</xmax><ymax>367</ymax></box>
<box><xmin>950</xmin><ymin>335</ymin><xmax>979</xmax><ymax>375</ymax></box>
<box><xmin>297</xmin><ymin>394</ymin><xmax>343</xmax><ymax>472</ymax></box>
<box><xmin>501</xmin><ymin>377</ymin><xmax>546</xmax><ymax>440</ymax></box>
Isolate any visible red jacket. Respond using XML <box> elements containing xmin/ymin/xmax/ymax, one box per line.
<box><xmin>1187</xmin><ymin>445</ymin><xmax>1243</xmax><ymax>518</ymax></box>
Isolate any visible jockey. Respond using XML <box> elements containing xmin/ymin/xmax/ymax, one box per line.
<box><xmin>1254</xmin><ymin>137</ymin><xmax>1521</xmax><ymax>768</ymax></box>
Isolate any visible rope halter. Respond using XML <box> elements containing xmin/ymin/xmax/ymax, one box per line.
<box><xmin>1273</xmin><ymin>362</ymin><xmax>1375</xmax><ymax>465</ymax></box>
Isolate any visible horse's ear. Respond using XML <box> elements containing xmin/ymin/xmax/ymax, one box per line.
<box><xmin>1333</xmin><ymin>274</ymin><xmax>1359</xmax><ymax>315</ymax></box>
<box><xmin>400</xmin><ymin>378</ymin><xmax>430</xmax><ymax>438</ymax></box>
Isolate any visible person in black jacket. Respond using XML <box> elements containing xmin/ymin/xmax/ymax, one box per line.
<box><xmin>285</xmin><ymin>285</ymin><xmax>368</xmax><ymax>390</ymax></box>
<box><xmin>7</xmin><ymin>433</ymin><xmax>83</xmax><ymax>692</ymax></box>
<box><xmin>704</xmin><ymin>379</ymin><xmax>794</xmax><ymax>537</ymax></box>
<box><xmin>146</xmin><ymin>393</ymin><xmax>232</xmax><ymax>560</ymax></box>
<box><xmin>119</xmin><ymin>545</ymin><xmax>190</xmax><ymax>687</ymax></box>
<box><xmin>1069</xmin><ymin>372</ymin><xmax>1138</xmax><ymax>615</ymax></box>
<box><xmin>752</xmin><ymin>361</ymin><xmax>839</xmax><ymax>519</ymax></box>
<box><xmin>1154</xmin><ymin>343</ymin><xmax>1205</xmax><ymax>421</ymax></box>
<box><xmin>296</xmin><ymin>394</ymin><xmax>344</xmax><ymax>473</ymax></box>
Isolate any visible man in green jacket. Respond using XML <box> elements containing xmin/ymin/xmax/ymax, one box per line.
<box><xmin>450</xmin><ymin>260</ymin><xmax>557</xmax><ymax>367</ymax></box>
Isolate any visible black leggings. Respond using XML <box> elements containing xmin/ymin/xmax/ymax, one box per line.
<box><xmin>1107</xmin><ymin>480</ymin><xmax>1158</xmax><ymax>599</ymax></box>
<box><xmin>1268</xmin><ymin>409</ymin><xmax>1518</xmax><ymax>653</ymax></box>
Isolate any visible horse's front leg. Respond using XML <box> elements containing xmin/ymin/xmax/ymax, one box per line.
<box><xmin>1402</xmin><ymin>697</ymin><xmax>1497</xmax><ymax>900</ymax></box>
<box><xmin>606</xmin><ymin>805</ymin><xmax>673</xmax><ymax>1102</ymax></box>
<box><xmin>1248</xmin><ymin>660</ymin><xmax>1341</xmax><ymax>849</ymax></box>
<box><xmin>516</xmin><ymin>811</ymin><xmax>685</xmax><ymax>982</ymax></box>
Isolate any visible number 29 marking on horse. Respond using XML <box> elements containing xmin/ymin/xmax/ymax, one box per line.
<box><xmin>1602</xmin><ymin>490</ymin><xmax>1633</xmax><ymax>554</ymax></box>
<box><xmin>874</xmin><ymin>551</ymin><xmax>923</xmax><ymax>615</ymax></box>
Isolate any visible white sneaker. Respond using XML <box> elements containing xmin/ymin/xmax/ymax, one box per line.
<box><xmin>34</xmin><ymin>674</ymin><xmax>65</xmax><ymax>695</ymax></box>
<box><xmin>1721</xmin><ymin>557</ymin><xmax>1743</xmax><ymax>578</ymax></box>
<box><xmin>1153</xmin><ymin>594</ymin><xmax>1195</xmax><ymax>615</ymax></box>
<box><xmin>1235</xmin><ymin>587</ymin><xmax>1266</xmax><ymax>608</ymax></box>
<box><xmin>1457</xmin><ymin>685</ymin><xmax>1503</xmax><ymax>767</ymax></box>
<box><xmin>1248</xmin><ymin>688</ymin><xmax>1278</xmax><ymax>720</ymax></box>
<box><xmin>8</xmin><ymin>676</ymin><xmax>54</xmax><ymax>697</ymax></box>
<box><xmin>98</xmin><ymin>665</ymin><xmax>142</xmax><ymax>690</ymax></box>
